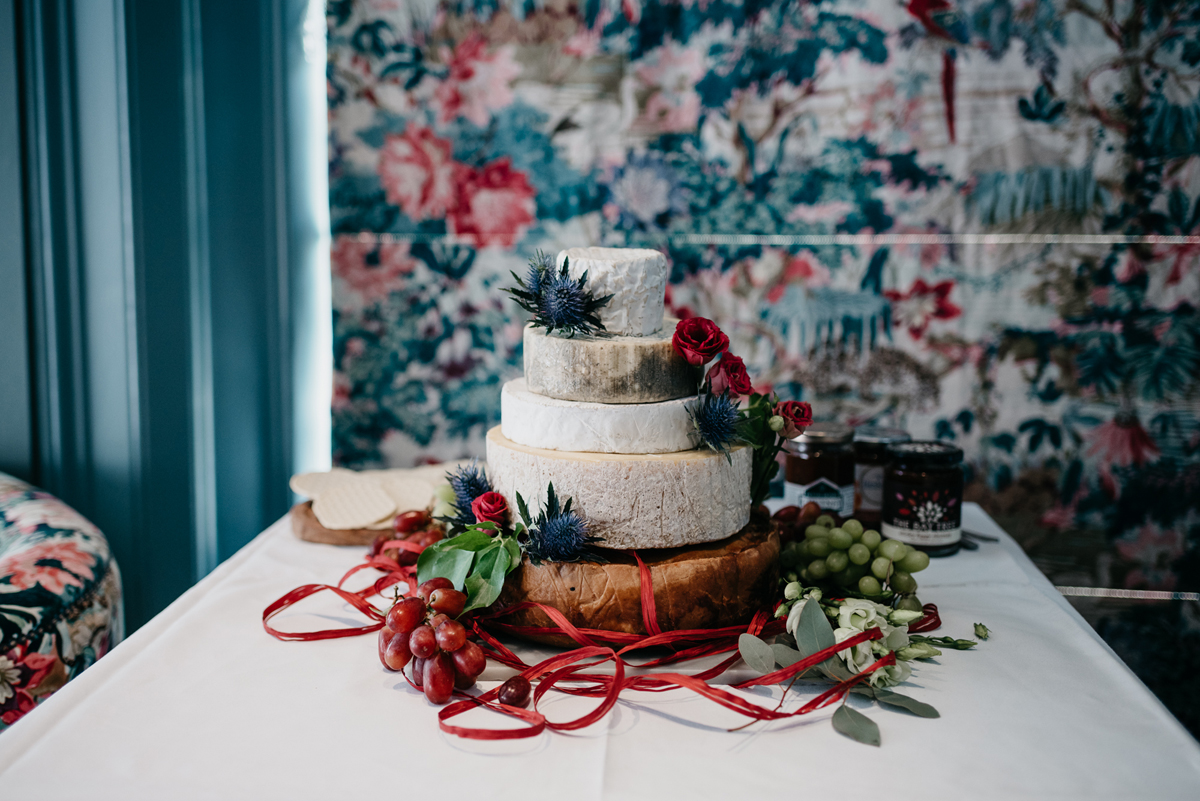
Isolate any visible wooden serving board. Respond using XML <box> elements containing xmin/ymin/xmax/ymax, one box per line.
<box><xmin>289</xmin><ymin>501</ymin><xmax>386</xmax><ymax>546</ymax></box>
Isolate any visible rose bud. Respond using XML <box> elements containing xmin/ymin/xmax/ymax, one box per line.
<box><xmin>671</xmin><ymin>317</ymin><xmax>729</xmax><ymax>367</ymax></box>
<box><xmin>705</xmin><ymin>352</ymin><xmax>753</xmax><ymax>397</ymax></box>
<box><xmin>773</xmin><ymin>400</ymin><xmax>813</xmax><ymax>439</ymax></box>
<box><xmin>470</xmin><ymin>491</ymin><xmax>508</xmax><ymax>529</ymax></box>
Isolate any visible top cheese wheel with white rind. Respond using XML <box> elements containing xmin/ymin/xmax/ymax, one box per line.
<box><xmin>556</xmin><ymin>247</ymin><xmax>668</xmax><ymax>336</ymax></box>
<box><xmin>486</xmin><ymin>426</ymin><xmax>751</xmax><ymax>550</ymax></box>
<box><xmin>523</xmin><ymin>320</ymin><xmax>700</xmax><ymax>404</ymax></box>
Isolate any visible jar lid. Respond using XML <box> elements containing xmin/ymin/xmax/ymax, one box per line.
<box><xmin>854</xmin><ymin>426</ymin><xmax>911</xmax><ymax>445</ymax></box>
<box><xmin>792</xmin><ymin>422</ymin><xmax>853</xmax><ymax>444</ymax></box>
<box><xmin>889</xmin><ymin>440</ymin><xmax>963</xmax><ymax>466</ymax></box>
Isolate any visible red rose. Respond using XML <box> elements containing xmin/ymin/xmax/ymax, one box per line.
<box><xmin>470</xmin><ymin>491</ymin><xmax>509</xmax><ymax>528</ymax></box>
<box><xmin>706</xmin><ymin>352</ymin><xmax>753</xmax><ymax>397</ymax></box>
<box><xmin>672</xmin><ymin>317</ymin><xmax>729</xmax><ymax>367</ymax></box>
<box><xmin>774</xmin><ymin>401</ymin><xmax>813</xmax><ymax>439</ymax></box>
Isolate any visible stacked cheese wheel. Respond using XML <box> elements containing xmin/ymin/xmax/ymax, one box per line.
<box><xmin>489</xmin><ymin>247</ymin><xmax>775</xmax><ymax>640</ymax></box>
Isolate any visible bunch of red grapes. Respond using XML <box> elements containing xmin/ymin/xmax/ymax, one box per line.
<box><xmin>371</xmin><ymin>510</ymin><xmax>444</xmax><ymax>566</ymax></box>
<box><xmin>377</xmin><ymin>578</ymin><xmax>487</xmax><ymax>704</ymax></box>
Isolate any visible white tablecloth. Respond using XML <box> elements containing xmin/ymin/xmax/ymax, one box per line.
<box><xmin>2</xmin><ymin>504</ymin><xmax>1198</xmax><ymax>800</ymax></box>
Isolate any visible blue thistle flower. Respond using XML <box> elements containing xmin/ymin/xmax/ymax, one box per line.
<box><xmin>443</xmin><ymin>460</ymin><xmax>491</xmax><ymax>530</ymax></box>
<box><xmin>691</xmin><ymin>390</ymin><xmax>744</xmax><ymax>458</ymax></box>
<box><xmin>524</xmin><ymin>250</ymin><xmax>553</xmax><ymax>297</ymax></box>
<box><xmin>538</xmin><ymin>270</ymin><xmax>587</xmax><ymax>330</ymax></box>
<box><xmin>504</xmin><ymin>255</ymin><xmax>613</xmax><ymax>337</ymax></box>
<box><xmin>516</xmin><ymin>483</ymin><xmax>601</xmax><ymax>563</ymax></box>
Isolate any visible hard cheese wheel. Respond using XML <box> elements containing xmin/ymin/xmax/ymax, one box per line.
<box><xmin>486</xmin><ymin>426</ymin><xmax>751</xmax><ymax>550</ymax></box>
<box><xmin>523</xmin><ymin>320</ymin><xmax>700</xmax><ymax>404</ymax></box>
<box><xmin>497</xmin><ymin>521</ymin><xmax>779</xmax><ymax>647</ymax></box>
<box><xmin>501</xmin><ymin>378</ymin><xmax>698</xmax><ymax>454</ymax></box>
<box><xmin>556</xmin><ymin>247</ymin><xmax>668</xmax><ymax>336</ymax></box>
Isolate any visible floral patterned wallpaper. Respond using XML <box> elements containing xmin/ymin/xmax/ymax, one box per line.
<box><xmin>327</xmin><ymin>0</ymin><xmax>1200</xmax><ymax>723</ymax></box>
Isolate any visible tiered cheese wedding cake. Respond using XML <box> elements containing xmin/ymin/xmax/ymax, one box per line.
<box><xmin>490</xmin><ymin>247</ymin><xmax>778</xmax><ymax>643</ymax></box>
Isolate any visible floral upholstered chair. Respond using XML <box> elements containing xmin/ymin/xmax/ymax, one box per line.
<box><xmin>0</xmin><ymin>472</ymin><xmax>122</xmax><ymax>731</ymax></box>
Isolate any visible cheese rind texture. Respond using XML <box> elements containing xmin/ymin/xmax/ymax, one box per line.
<box><xmin>486</xmin><ymin>427</ymin><xmax>751</xmax><ymax>549</ymax></box>
<box><xmin>556</xmin><ymin>247</ymin><xmax>668</xmax><ymax>336</ymax></box>
<box><xmin>524</xmin><ymin>321</ymin><xmax>700</xmax><ymax>404</ymax></box>
<box><xmin>501</xmin><ymin>378</ymin><xmax>698</xmax><ymax>454</ymax></box>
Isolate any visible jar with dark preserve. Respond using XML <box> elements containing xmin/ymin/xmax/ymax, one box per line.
<box><xmin>881</xmin><ymin>441</ymin><xmax>964</xmax><ymax>557</ymax></box>
<box><xmin>853</xmin><ymin>426</ymin><xmax>911</xmax><ymax>525</ymax></box>
<box><xmin>782</xmin><ymin>423</ymin><xmax>855</xmax><ymax>516</ymax></box>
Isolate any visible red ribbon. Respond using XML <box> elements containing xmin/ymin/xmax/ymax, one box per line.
<box><xmin>262</xmin><ymin>543</ymin><xmax>942</xmax><ymax>739</ymax></box>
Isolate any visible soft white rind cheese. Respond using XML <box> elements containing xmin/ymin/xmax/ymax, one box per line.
<box><xmin>556</xmin><ymin>247</ymin><xmax>668</xmax><ymax>336</ymax></box>
<box><xmin>486</xmin><ymin>427</ymin><xmax>751</xmax><ymax>549</ymax></box>
<box><xmin>524</xmin><ymin>320</ymin><xmax>700</xmax><ymax>404</ymax></box>
<box><xmin>501</xmin><ymin>378</ymin><xmax>698</xmax><ymax>454</ymax></box>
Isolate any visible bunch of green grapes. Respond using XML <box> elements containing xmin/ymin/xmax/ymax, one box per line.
<box><xmin>779</xmin><ymin>515</ymin><xmax>929</xmax><ymax>607</ymax></box>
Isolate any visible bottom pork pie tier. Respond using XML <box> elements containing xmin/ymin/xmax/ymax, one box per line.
<box><xmin>495</xmin><ymin>521</ymin><xmax>780</xmax><ymax>648</ymax></box>
<box><xmin>485</xmin><ymin>426</ymin><xmax>751</xmax><ymax>550</ymax></box>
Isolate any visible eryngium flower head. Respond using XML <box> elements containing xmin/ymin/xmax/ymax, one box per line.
<box><xmin>503</xmin><ymin>256</ymin><xmax>612</xmax><ymax>337</ymax></box>
<box><xmin>691</xmin><ymin>390</ymin><xmax>743</xmax><ymax>457</ymax></box>
<box><xmin>517</xmin><ymin>482</ymin><xmax>601</xmax><ymax>563</ymax></box>
<box><xmin>445</xmin><ymin>460</ymin><xmax>491</xmax><ymax>527</ymax></box>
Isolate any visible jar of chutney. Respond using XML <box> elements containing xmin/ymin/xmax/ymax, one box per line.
<box><xmin>881</xmin><ymin>441</ymin><xmax>964</xmax><ymax>557</ymax></box>
<box><xmin>782</xmin><ymin>423</ymin><xmax>854</xmax><ymax>516</ymax></box>
<box><xmin>853</xmin><ymin>426</ymin><xmax>911</xmax><ymax>525</ymax></box>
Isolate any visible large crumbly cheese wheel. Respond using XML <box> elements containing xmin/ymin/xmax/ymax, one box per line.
<box><xmin>500</xmin><ymin>378</ymin><xmax>698</xmax><ymax>454</ymax></box>
<box><xmin>486</xmin><ymin>426</ymin><xmax>751</xmax><ymax>549</ymax></box>
<box><xmin>523</xmin><ymin>320</ymin><xmax>700</xmax><ymax>404</ymax></box>
<box><xmin>496</xmin><ymin>521</ymin><xmax>780</xmax><ymax>648</ymax></box>
<box><xmin>556</xmin><ymin>247</ymin><xmax>668</xmax><ymax>336</ymax></box>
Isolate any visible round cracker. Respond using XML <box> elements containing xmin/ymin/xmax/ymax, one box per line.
<box><xmin>311</xmin><ymin>482</ymin><xmax>396</xmax><ymax>531</ymax></box>
<box><xmin>377</xmin><ymin>476</ymin><xmax>434</xmax><ymax>515</ymax></box>
<box><xmin>289</xmin><ymin>468</ymin><xmax>358</xmax><ymax>499</ymax></box>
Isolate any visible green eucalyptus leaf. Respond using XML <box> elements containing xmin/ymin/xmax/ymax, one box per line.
<box><xmin>771</xmin><ymin>643</ymin><xmax>803</xmax><ymax>668</ymax></box>
<box><xmin>794</xmin><ymin>600</ymin><xmax>835</xmax><ymax>656</ymax></box>
<box><xmin>794</xmin><ymin>599</ymin><xmax>846</xmax><ymax>679</ymax></box>
<box><xmin>874</xmin><ymin>690</ymin><xmax>940</xmax><ymax>719</ymax></box>
<box><xmin>738</xmin><ymin>634</ymin><xmax>777</xmax><ymax>675</ymax></box>
<box><xmin>832</xmin><ymin>705</ymin><xmax>880</xmax><ymax>747</ymax></box>
<box><xmin>819</xmin><ymin>658</ymin><xmax>855</xmax><ymax>682</ymax></box>
<box><xmin>849</xmin><ymin>685</ymin><xmax>876</xmax><ymax>698</ymax></box>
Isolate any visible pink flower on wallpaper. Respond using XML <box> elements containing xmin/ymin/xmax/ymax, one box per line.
<box><xmin>377</xmin><ymin>125</ymin><xmax>459</xmax><ymax>221</ymax></box>
<box><xmin>636</xmin><ymin>43</ymin><xmax>704</xmax><ymax>133</ymax></box>
<box><xmin>1086</xmin><ymin>413</ymin><xmax>1161</xmax><ymax>496</ymax></box>
<box><xmin>447</xmin><ymin>158</ymin><xmax>536</xmax><ymax>249</ymax></box>
<box><xmin>0</xmin><ymin>542</ymin><xmax>96</xmax><ymax>594</ymax></box>
<box><xmin>331</xmin><ymin>237</ymin><xmax>417</xmax><ymax>305</ymax></box>
<box><xmin>433</xmin><ymin>35</ymin><xmax>521</xmax><ymax>127</ymax></box>
<box><xmin>4</xmin><ymin>497</ymin><xmax>99</xmax><ymax>538</ymax></box>
<box><xmin>884</xmin><ymin>279</ymin><xmax>962</xmax><ymax>338</ymax></box>
<box><xmin>1116</xmin><ymin>522</ymin><xmax>1185</xmax><ymax>591</ymax></box>
<box><xmin>641</xmin><ymin>91</ymin><xmax>702</xmax><ymax>133</ymax></box>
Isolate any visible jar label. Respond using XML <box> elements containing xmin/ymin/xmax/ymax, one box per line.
<box><xmin>783</xmin><ymin>478</ymin><xmax>854</xmax><ymax>515</ymax></box>
<box><xmin>881</xmin><ymin>488</ymin><xmax>961</xmax><ymax>546</ymax></box>
<box><xmin>855</xmin><ymin>464</ymin><xmax>885</xmax><ymax>512</ymax></box>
